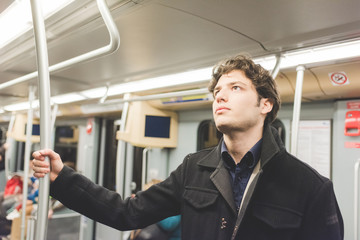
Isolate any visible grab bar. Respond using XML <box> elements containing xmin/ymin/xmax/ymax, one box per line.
<box><xmin>0</xmin><ymin>0</ymin><xmax>120</xmax><ymax>90</ymax></box>
<box><xmin>4</xmin><ymin>113</ymin><xmax>15</xmax><ymax>180</ymax></box>
<box><xmin>290</xmin><ymin>65</ymin><xmax>305</xmax><ymax>156</ymax></box>
<box><xmin>20</xmin><ymin>86</ymin><xmax>36</xmax><ymax>240</ymax></box>
<box><xmin>27</xmin><ymin>0</ymin><xmax>121</xmax><ymax>239</ymax></box>
<box><xmin>355</xmin><ymin>158</ymin><xmax>360</xmax><ymax>240</ymax></box>
<box><xmin>142</xmin><ymin>147</ymin><xmax>151</xmax><ymax>190</ymax></box>
<box><xmin>30</xmin><ymin>0</ymin><xmax>52</xmax><ymax>239</ymax></box>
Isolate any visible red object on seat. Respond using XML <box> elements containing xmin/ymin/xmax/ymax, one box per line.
<box><xmin>4</xmin><ymin>175</ymin><xmax>23</xmax><ymax>197</ymax></box>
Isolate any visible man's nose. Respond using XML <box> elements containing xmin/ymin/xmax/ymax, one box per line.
<box><xmin>215</xmin><ymin>89</ymin><xmax>227</xmax><ymax>102</ymax></box>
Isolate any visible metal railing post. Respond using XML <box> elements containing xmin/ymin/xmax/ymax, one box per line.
<box><xmin>21</xmin><ymin>86</ymin><xmax>36</xmax><ymax>240</ymax></box>
<box><xmin>4</xmin><ymin>113</ymin><xmax>16</xmax><ymax>180</ymax></box>
<box><xmin>116</xmin><ymin>93</ymin><xmax>130</xmax><ymax>194</ymax></box>
<box><xmin>142</xmin><ymin>148</ymin><xmax>151</xmax><ymax>190</ymax></box>
<box><xmin>29</xmin><ymin>1</ymin><xmax>52</xmax><ymax>239</ymax></box>
<box><xmin>290</xmin><ymin>65</ymin><xmax>305</xmax><ymax>156</ymax></box>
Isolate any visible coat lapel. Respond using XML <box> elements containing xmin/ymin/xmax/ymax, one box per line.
<box><xmin>231</xmin><ymin>124</ymin><xmax>284</xmax><ymax>239</ymax></box>
<box><xmin>210</xmin><ymin>160</ymin><xmax>237</xmax><ymax>214</ymax></box>
<box><xmin>197</xmin><ymin>142</ymin><xmax>237</xmax><ymax>214</ymax></box>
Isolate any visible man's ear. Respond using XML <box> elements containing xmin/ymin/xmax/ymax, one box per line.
<box><xmin>261</xmin><ymin>98</ymin><xmax>273</xmax><ymax>114</ymax></box>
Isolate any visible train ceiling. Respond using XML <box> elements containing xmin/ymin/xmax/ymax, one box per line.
<box><xmin>0</xmin><ymin>0</ymin><xmax>359</xmax><ymax>111</ymax></box>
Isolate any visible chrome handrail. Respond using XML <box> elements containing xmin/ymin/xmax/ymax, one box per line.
<box><xmin>0</xmin><ymin>0</ymin><xmax>120</xmax><ymax>90</ymax></box>
<box><xmin>27</xmin><ymin>0</ymin><xmax>121</xmax><ymax>239</ymax></box>
<box><xmin>20</xmin><ymin>86</ymin><xmax>36</xmax><ymax>240</ymax></box>
<box><xmin>142</xmin><ymin>147</ymin><xmax>151</xmax><ymax>190</ymax></box>
<box><xmin>290</xmin><ymin>65</ymin><xmax>305</xmax><ymax>156</ymax></box>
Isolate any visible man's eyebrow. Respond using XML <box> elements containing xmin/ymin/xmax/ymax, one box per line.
<box><xmin>228</xmin><ymin>80</ymin><xmax>248</xmax><ymax>87</ymax></box>
<box><xmin>214</xmin><ymin>79</ymin><xmax>248</xmax><ymax>92</ymax></box>
<box><xmin>214</xmin><ymin>85</ymin><xmax>221</xmax><ymax>91</ymax></box>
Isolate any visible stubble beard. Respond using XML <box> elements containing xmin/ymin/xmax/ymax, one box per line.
<box><xmin>215</xmin><ymin>118</ymin><xmax>257</xmax><ymax>136</ymax></box>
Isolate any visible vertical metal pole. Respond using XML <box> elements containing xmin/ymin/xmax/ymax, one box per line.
<box><xmin>4</xmin><ymin>113</ymin><xmax>16</xmax><ymax>180</ymax></box>
<box><xmin>21</xmin><ymin>86</ymin><xmax>36</xmax><ymax>240</ymax></box>
<box><xmin>141</xmin><ymin>148</ymin><xmax>151</xmax><ymax>190</ymax></box>
<box><xmin>98</xmin><ymin>119</ymin><xmax>107</xmax><ymax>186</ymax></box>
<box><xmin>124</xmin><ymin>143</ymin><xmax>134</xmax><ymax>198</ymax></box>
<box><xmin>355</xmin><ymin>159</ymin><xmax>360</xmax><ymax>240</ymax></box>
<box><xmin>115</xmin><ymin>94</ymin><xmax>130</xmax><ymax>240</ymax></box>
<box><xmin>290</xmin><ymin>65</ymin><xmax>305</xmax><ymax>156</ymax></box>
<box><xmin>116</xmin><ymin>93</ymin><xmax>130</xmax><ymax>194</ymax></box>
<box><xmin>30</xmin><ymin>0</ymin><xmax>52</xmax><ymax>239</ymax></box>
<box><xmin>50</xmin><ymin>104</ymin><xmax>58</xmax><ymax>133</ymax></box>
<box><xmin>26</xmin><ymin>216</ymin><xmax>36</xmax><ymax>240</ymax></box>
<box><xmin>50</xmin><ymin>104</ymin><xmax>58</xmax><ymax>150</ymax></box>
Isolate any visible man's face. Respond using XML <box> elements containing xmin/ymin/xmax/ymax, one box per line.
<box><xmin>212</xmin><ymin>70</ymin><xmax>271</xmax><ymax>134</ymax></box>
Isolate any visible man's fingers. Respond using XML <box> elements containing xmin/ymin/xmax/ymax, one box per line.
<box><xmin>32</xmin><ymin>162</ymin><xmax>50</xmax><ymax>172</ymax></box>
<box><xmin>32</xmin><ymin>151</ymin><xmax>43</xmax><ymax>160</ymax></box>
<box><xmin>33</xmin><ymin>172</ymin><xmax>47</xmax><ymax>178</ymax></box>
<box><xmin>32</xmin><ymin>159</ymin><xmax>49</xmax><ymax>168</ymax></box>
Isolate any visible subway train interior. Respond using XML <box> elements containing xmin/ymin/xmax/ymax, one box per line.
<box><xmin>0</xmin><ymin>0</ymin><xmax>359</xmax><ymax>239</ymax></box>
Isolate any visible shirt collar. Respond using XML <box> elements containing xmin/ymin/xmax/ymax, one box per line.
<box><xmin>221</xmin><ymin>138</ymin><xmax>263</xmax><ymax>169</ymax></box>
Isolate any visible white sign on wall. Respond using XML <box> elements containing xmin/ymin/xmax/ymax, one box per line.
<box><xmin>296</xmin><ymin>120</ymin><xmax>331</xmax><ymax>178</ymax></box>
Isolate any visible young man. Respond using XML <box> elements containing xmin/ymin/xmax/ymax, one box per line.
<box><xmin>32</xmin><ymin>55</ymin><xmax>343</xmax><ymax>240</ymax></box>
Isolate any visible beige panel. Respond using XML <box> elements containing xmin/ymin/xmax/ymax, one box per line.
<box><xmin>275</xmin><ymin>73</ymin><xmax>295</xmax><ymax>103</ymax></box>
<box><xmin>117</xmin><ymin>101</ymin><xmax>178</xmax><ymax>148</ymax></box>
<box><xmin>281</xmin><ymin>70</ymin><xmax>326</xmax><ymax>101</ymax></box>
<box><xmin>310</xmin><ymin>61</ymin><xmax>360</xmax><ymax>99</ymax></box>
<box><xmin>7</xmin><ymin>114</ymin><xmax>40</xmax><ymax>142</ymax></box>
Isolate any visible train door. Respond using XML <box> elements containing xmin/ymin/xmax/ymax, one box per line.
<box><xmin>94</xmin><ymin>118</ymin><xmax>124</xmax><ymax>240</ymax></box>
<box><xmin>333</xmin><ymin>99</ymin><xmax>360</xmax><ymax>240</ymax></box>
<box><xmin>76</xmin><ymin>118</ymin><xmax>101</xmax><ymax>240</ymax></box>
<box><xmin>41</xmin><ymin>119</ymin><xmax>98</xmax><ymax>240</ymax></box>
<box><xmin>95</xmin><ymin>117</ymin><xmax>172</xmax><ymax>240</ymax></box>
<box><xmin>37</xmin><ymin>117</ymin><xmax>102</xmax><ymax>240</ymax></box>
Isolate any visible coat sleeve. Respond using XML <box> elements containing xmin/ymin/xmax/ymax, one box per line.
<box><xmin>299</xmin><ymin>180</ymin><xmax>344</xmax><ymax>240</ymax></box>
<box><xmin>49</xmin><ymin>163</ymin><xmax>185</xmax><ymax>231</ymax></box>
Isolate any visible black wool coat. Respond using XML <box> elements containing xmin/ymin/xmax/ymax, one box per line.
<box><xmin>50</xmin><ymin>124</ymin><xmax>344</xmax><ymax>240</ymax></box>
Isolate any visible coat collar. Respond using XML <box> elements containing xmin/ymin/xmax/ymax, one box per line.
<box><xmin>197</xmin><ymin>123</ymin><xmax>284</xmax><ymax>170</ymax></box>
<box><xmin>196</xmin><ymin>123</ymin><xmax>284</xmax><ymax>215</ymax></box>
<box><xmin>259</xmin><ymin>123</ymin><xmax>283</xmax><ymax>168</ymax></box>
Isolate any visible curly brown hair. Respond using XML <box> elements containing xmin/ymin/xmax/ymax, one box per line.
<box><xmin>208</xmin><ymin>55</ymin><xmax>280</xmax><ymax>124</ymax></box>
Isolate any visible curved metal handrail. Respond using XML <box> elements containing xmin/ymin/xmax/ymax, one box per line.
<box><xmin>0</xmin><ymin>0</ymin><xmax>120</xmax><ymax>90</ymax></box>
<box><xmin>25</xmin><ymin>0</ymin><xmax>121</xmax><ymax>239</ymax></box>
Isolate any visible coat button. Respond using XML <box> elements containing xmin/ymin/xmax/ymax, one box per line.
<box><xmin>221</xmin><ymin>217</ymin><xmax>227</xmax><ymax>229</ymax></box>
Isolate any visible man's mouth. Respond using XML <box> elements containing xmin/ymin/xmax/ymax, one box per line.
<box><xmin>215</xmin><ymin>106</ymin><xmax>230</xmax><ymax>114</ymax></box>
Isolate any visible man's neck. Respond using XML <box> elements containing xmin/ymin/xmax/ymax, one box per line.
<box><xmin>223</xmin><ymin>126</ymin><xmax>263</xmax><ymax>164</ymax></box>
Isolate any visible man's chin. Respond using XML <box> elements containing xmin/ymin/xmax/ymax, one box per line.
<box><xmin>215</xmin><ymin>123</ymin><xmax>231</xmax><ymax>135</ymax></box>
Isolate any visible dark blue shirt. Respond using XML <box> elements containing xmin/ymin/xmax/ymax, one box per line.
<box><xmin>222</xmin><ymin>139</ymin><xmax>262</xmax><ymax>211</ymax></box>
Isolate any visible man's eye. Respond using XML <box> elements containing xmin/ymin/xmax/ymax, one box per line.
<box><xmin>233</xmin><ymin>86</ymin><xmax>240</xmax><ymax>91</ymax></box>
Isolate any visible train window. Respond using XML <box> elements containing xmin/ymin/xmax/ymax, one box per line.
<box><xmin>271</xmin><ymin>119</ymin><xmax>286</xmax><ymax>144</ymax></box>
<box><xmin>132</xmin><ymin>147</ymin><xmax>144</xmax><ymax>194</ymax></box>
<box><xmin>14</xmin><ymin>141</ymin><xmax>25</xmax><ymax>172</ymax></box>
<box><xmin>0</xmin><ymin>126</ymin><xmax>7</xmax><ymax>141</ymax></box>
<box><xmin>197</xmin><ymin>120</ymin><xmax>222</xmax><ymax>151</ymax></box>
<box><xmin>101</xmin><ymin>120</ymin><xmax>119</xmax><ymax>191</ymax></box>
<box><xmin>54</xmin><ymin>126</ymin><xmax>78</xmax><ymax>168</ymax></box>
